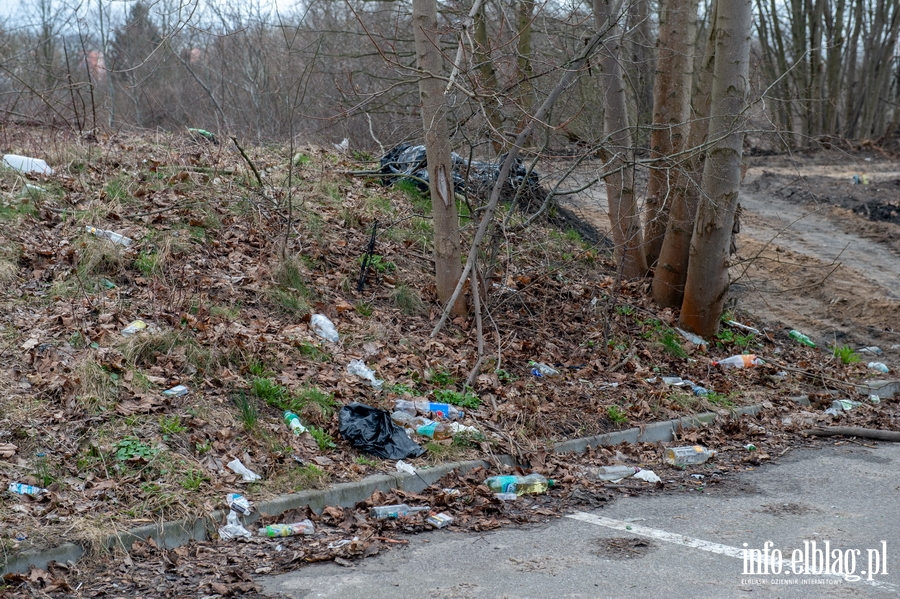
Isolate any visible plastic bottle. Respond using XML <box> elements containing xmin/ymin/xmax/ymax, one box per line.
<box><xmin>394</xmin><ymin>399</ymin><xmax>464</xmax><ymax>420</ymax></box>
<box><xmin>3</xmin><ymin>154</ymin><xmax>53</xmax><ymax>175</ymax></box>
<box><xmin>284</xmin><ymin>410</ymin><xmax>308</xmax><ymax>435</ymax></box>
<box><xmin>370</xmin><ymin>504</ymin><xmax>430</xmax><ymax>519</ymax></box>
<box><xmin>689</xmin><ymin>383</ymin><xmax>710</xmax><ymax>396</ymax></box>
<box><xmin>585</xmin><ymin>465</ymin><xmax>640</xmax><ymax>481</ymax></box>
<box><xmin>85</xmin><ymin>226</ymin><xmax>133</xmax><ymax>247</ymax></box>
<box><xmin>8</xmin><ymin>482</ymin><xmax>48</xmax><ymax>495</ymax></box>
<box><xmin>484</xmin><ymin>473</ymin><xmax>554</xmax><ymax>496</ymax></box>
<box><xmin>664</xmin><ymin>446</ymin><xmax>717</xmax><ymax>466</ymax></box>
<box><xmin>713</xmin><ymin>354</ymin><xmax>763</xmax><ymax>368</ymax></box>
<box><xmin>390</xmin><ymin>411</ymin><xmax>452</xmax><ymax>440</ymax></box>
<box><xmin>162</xmin><ymin>384</ymin><xmax>189</xmax><ymax>397</ymax></box>
<box><xmin>257</xmin><ymin>519</ymin><xmax>315</xmax><ymax>537</ymax></box>
<box><xmin>789</xmin><ymin>330</ymin><xmax>816</xmax><ymax>347</ymax></box>
<box><xmin>529</xmin><ymin>361</ymin><xmax>560</xmax><ymax>377</ymax></box>
<box><xmin>121</xmin><ymin>320</ymin><xmax>147</xmax><ymax>336</ymax></box>
<box><xmin>868</xmin><ymin>362</ymin><xmax>889</xmax><ymax>373</ymax></box>
<box><xmin>310</xmin><ymin>313</ymin><xmax>339</xmax><ymax>343</ymax></box>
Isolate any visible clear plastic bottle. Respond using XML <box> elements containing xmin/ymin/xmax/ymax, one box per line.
<box><xmin>390</xmin><ymin>411</ymin><xmax>452</xmax><ymax>440</ymax></box>
<box><xmin>284</xmin><ymin>410</ymin><xmax>308</xmax><ymax>435</ymax></box>
<box><xmin>8</xmin><ymin>482</ymin><xmax>48</xmax><ymax>495</ymax></box>
<box><xmin>868</xmin><ymin>362</ymin><xmax>889</xmax><ymax>373</ymax></box>
<box><xmin>529</xmin><ymin>361</ymin><xmax>560</xmax><ymax>377</ymax></box>
<box><xmin>370</xmin><ymin>504</ymin><xmax>430</xmax><ymax>519</ymax></box>
<box><xmin>788</xmin><ymin>330</ymin><xmax>816</xmax><ymax>347</ymax></box>
<box><xmin>713</xmin><ymin>354</ymin><xmax>762</xmax><ymax>368</ymax></box>
<box><xmin>85</xmin><ymin>225</ymin><xmax>133</xmax><ymax>247</ymax></box>
<box><xmin>394</xmin><ymin>399</ymin><xmax>464</xmax><ymax>420</ymax></box>
<box><xmin>484</xmin><ymin>473</ymin><xmax>554</xmax><ymax>496</ymax></box>
<box><xmin>585</xmin><ymin>465</ymin><xmax>640</xmax><ymax>481</ymax></box>
<box><xmin>257</xmin><ymin>520</ymin><xmax>315</xmax><ymax>537</ymax></box>
<box><xmin>664</xmin><ymin>445</ymin><xmax>717</xmax><ymax>466</ymax></box>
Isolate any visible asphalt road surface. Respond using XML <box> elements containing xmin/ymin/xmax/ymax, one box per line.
<box><xmin>262</xmin><ymin>443</ymin><xmax>900</xmax><ymax>598</ymax></box>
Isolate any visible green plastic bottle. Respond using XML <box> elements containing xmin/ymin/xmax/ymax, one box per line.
<box><xmin>788</xmin><ymin>330</ymin><xmax>816</xmax><ymax>347</ymax></box>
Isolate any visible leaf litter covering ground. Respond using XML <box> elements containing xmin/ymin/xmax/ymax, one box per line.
<box><xmin>0</xmin><ymin>129</ymin><xmax>897</xmax><ymax>595</ymax></box>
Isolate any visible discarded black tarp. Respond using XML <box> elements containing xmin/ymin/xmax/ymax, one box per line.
<box><xmin>379</xmin><ymin>143</ymin><xmax>539</xmax><ymax>199</ymax></box>
<box><xmin>339</xmin><ymin>402</ymin><xmax>426</xmax><ymax>460</ymax></box>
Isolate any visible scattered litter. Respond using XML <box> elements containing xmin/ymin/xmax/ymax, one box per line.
<box><xmin>712</xmin><ymin>354</ymin><xmax>762</xmax><ymax>368</ymax></box>
<box><xmin>226</xmin><ymin>458</ymin><xmax>261</xmax><ymax>482</ymax></box>
<box><xmin>121</xmin><ymin>320</ymin><xmax>148</xmax><ymax>336</ymax></box>
<box><xmin>327</xmin><ymin>538</ymin><xmax>353</xmax><ymax>550</ymax></box>
<box><xmin>675</xmin><ymin>327</ymin><xmax>707</xmax><ymax>348</ymax></box>
<box><xmin>442</xmin><ymin>488</ymin><xmax>462</xmax><ymax>496</ymax></box>
<box><xmin>867</xmin><ymin>362</ymin><xmax>889</xmax><ymax>373</ymax></box>
<box><xmin>162</xmin><ymin>384</ymin><xmax>189</xmax><ymax>397</ymax></box>
<box><xmin>391</xmin><ymin>411</ymin><xmax>452</xmax><ymax>439</ymax></box>
<box><xmin>688</xmin><ymin>382</ymin><xmax>710</xmax><ymax>396</ymax></box>
<box><xmin>347</xmin><ymin>359</ymin><xmax>384</xmax><ymax>390</ymax></box>
<box><xmin>725</xmin><ymin>320</ymin><xmax>761</xmax><ymax>335</ymax></box>
<box><xmin>395</xmin><ymin>460</ymin><xmax>416</xmax><ymax>475</ymax></box>
<box><xmin>394</xmin><ymin>399</ymin><xmax>464</xmax><ymax>420</ymax></box>
<box><xmin>824</xmin><ymin>407</ymin><xmax>841</xmax><ymax>417</ymax></box>
<box><xmin>8</xmin><ymin>482</ymin><xmax>47</xmax><ymax>495</ymax></box>
<box><xmin>85</xmin><ymin>225</ymin><xmax>133</xmax><ymax>247</ymax></box>
<box><xmin>227</xmin><ymin>493</ymin><xmax>252</xmax><ymax>515</ymax></box>
<box><xmin>869</xmin><ymin>395</ymin><xmax>881</xmax><ymax>405</ymax></box>
<box><xmin>529</xmin><ymin>361</ymin><xmax>559</xmax><ymax>377</ymax></box>
<box><xmin>370</xmin><ymin>504</ymin><xmax>430</xmax><ymax>519</ymax></box>
<box><xmin>187</xmin><ymin>127</ymin><xmax>218</xmax><ymax>144</ymax></box>
<box><xmin>284</xmin><ymin>410</ymin><xmax>308</xmax><ymax>435</ymax></box>
<box><xmin>788</xmin><ymin>329</ymin><xmax>816</xmax><ymax>347</ymax></box>
<box><xmin>3</xmin><ymin>154</ymin><xmax>54</xmax><ymax>175</ymax></box>
<box><xmin>494</xmin><ymin>492</ymin><xmax>518</xmax><ymax>501</ymax></box>
<box><xmin>585</xmin><ymin>465</ymin><xmax>639</xmax><ymax>481</ymax></box>
<box><xmin>310</xmin><ymin>313</ymin><xmax>339</xmax><ymax>343</ymax></box>
<box><xmin>426</xmin><ymin>512</ymin><xmax>454</xmax><ymax>528</ymax></box>
<box><xmin>633</xmin><ymin>469</ymin><xmax>661</xmax><ymax>483</ymax></box>
<box><xmin>859</xmin><ymin>346</ymin><xmax>883</xmax><ymax>355</ymax></box>
<box><xmin>15</xmin><ymin>532</ymin><xmax>27</xmax><ymax>541</ymax></box>
<box><xmin>831</xmin><ymin>399</ymin><xmax>862</xmax><ymax>412</ymax></box>
<box><xmin>379</xmin><ymin>143</ymin><xmax>539</xmax><ymax>198</ymax></box>
<box><xmin>597</xmin><ymin>382</ymin><xmax>620</xmax><ymax>389</ymax></box>
<box><xmin>484</xmin><ymin>473</ymin><xmax>554</xmax><ymax>496</ymax></box>
<box><xmin>664</xmin><ymin>446</ymin><xmax>717</xmax><ymax>466</ymax></box>
<box><xmin>218</xmin><ymin>510</ymin><xmax>252</xmax><ymax>540</ymax></box>
<box><xmin>338</xmin><ymin>402</ymin><xmax>425</xmax><ymax>460</ymax></box>
<box><xmin>744</xmin><ymin>444</ymin><xmax>757</xmax><ymax>451</ymax></box>
<box><xmin>23</xmin><ymin>184</ymin><xmax>46</xmax><ymax>195</ymax></box>
<box><xmin>661</xmin><ymin>376</ymin><xmax>685</xmax><ymax>386</ymax></box>
<box><xmin>691</xmin><ymin>474</ymin><xmax>705</xmax><ymax>479</ymax></box>
<box><xmin>258</xmin><ymin>519</ymin><xmax>315</xmax><ymax>537</ymax></box>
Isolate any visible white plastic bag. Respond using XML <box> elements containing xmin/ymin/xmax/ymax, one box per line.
<box><xmin>310</xmin><ymin>313</ymin><xmax>339</xmax><ymax>343</ymax></box>
<box><xmin>634</xmin><ymin>469</ymin><xmax>661</xmax><ymax>484</ymax></box>
<box><xmin>227</xmin><ymin>458</ymin><xmax>261</xmax><ymax>482</ymax></box>
<box><xmin>218</xmin><ymin>510</ymin><xmax>252</xmax><ymax>540</ymax></box>
<box><xmin>347</xmin><ymin>359</ymin><xmax>384</xmax><ymax>390</ymax></box>
<box><xmin>396</xmin><ymin>460</ymin><xmax>416</xmax><ymax>475</ymax></box>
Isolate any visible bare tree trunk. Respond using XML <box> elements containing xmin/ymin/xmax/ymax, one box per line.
<box><xmin>412</xmin><ymin>0</ymin><xmax>466</xmax><ymax>317</ymax></box>
<box><xmin>474</xmin><ymin>3</ymin><xmax>503</xmax><ymax>153</ymax></box>
<box><xmin>642</xmin><ymin>0</ymin><xmax>698</xmax><ymax>268</ymax></box>
<box><xmin>651</xmin><ymin>0</ymin><xmax>716</xmax><ymax>308</ymax></box>
<box><xmin>594</xmin><ymin>0</ymin><xmax>648</xmax><ymax>280</ymax></box>
<box><xmin>679</xmin><ymin>0</ymin><xmax>751</xmax><ymax>338</ymax></box>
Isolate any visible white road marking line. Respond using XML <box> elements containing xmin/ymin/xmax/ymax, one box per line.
<box><xmin>566</xmin><ymin>511</ymin><xmax>898</xmax><ymax>593</ymax></box>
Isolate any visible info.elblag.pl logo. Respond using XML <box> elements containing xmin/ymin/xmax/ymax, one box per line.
<box><xmin>742</xmin><ymin>540</ymin><xmax>889</xmax><ymax>582</ymax></box>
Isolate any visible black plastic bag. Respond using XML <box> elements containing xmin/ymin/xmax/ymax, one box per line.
<box><xmin>339</xmin><ymin>402</ymin><xmax>425</xmax><ymax>460</ymax></box>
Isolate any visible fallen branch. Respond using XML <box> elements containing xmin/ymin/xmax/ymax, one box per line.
<box><xmin>371</xmin><ymin>537</ymin><xmax>409</xmax><ymax>544</ymax></box>
<box><xmin>802</xmin><ymin>427</ymin><xmax>900</xmax><ymax>442</ymax></box>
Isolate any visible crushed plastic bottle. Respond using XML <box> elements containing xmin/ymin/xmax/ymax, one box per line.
<box><xmin>3</xmin><ymin>154</ymin><xmax>53</xmax><ymax>175</ymax></box>
<box><xmin>162</xmin><ymin>384</ymin><xmax>189</xmax><ymax>397</ymax></box>
<box><xmin>867</xmin><ymin>362</ymin><xmax>889</xmax><ymax>373</ymax></box>
<box><xmin>390</xmin><ymin>411</ymin><xmax>452</xmax><ymax>440</ymax></box>
<box><xmin>789</xmin><ymin>330</ymin><xmax>816</xmax><ymax>347</ymax></box>
<box><xmin>394</xmin><ymin>399</ymin><xmax>464</xmax><ymax>420</ymax></box>
<box><xmin>675</xmin><ymin>327</ymin><xmax>707</xmax><ymax>348</ymax></box>
<box><xmin>370</xmin><ymin>504</ymin><xmax>430</xmax><ymax>519</ymax></box>
<box><xmin>347</xmin><ymin>359</ymin><xmax>384</xmax><ymax>390</ymax></box>
<box><xmin>484</xmin><ymin>473</ymin><xmax>554</xmax><ymax>496</ymax></box>
<box><xmin>664</xmin><ymin>445</ymin><xmax>717</xmax><ymax>466</ymax></box>
<box><xmin>529</xmin><ymin>361</ymin><xmax>559</xmax><ymax>377</ymax></box>
<box><xmin>859</xmin><ymin>346</ymin><xmax>883</xmax><ymax>355</ymax></box>
<box><xmin>258</xmin><ymin>520</ymin><xmax>315</xmax><ymax>537</ymax></box>
<box><xmin>585</xmin><ymin>465</ymin><xmax>640</xmax><ymax>481</ymax></box>
<box><xmin>688</xmin><ymin>383</ymin><xmax>710</xmax><ymax>396</ymax></box>
<box><xmin>226</xmin><ymin>458</ymin><xmax>261</xmax><ymax>482</ymax></box>
<box><xmin>310</xmin><ymin>313</ymin><xmax>339</xmax><ymax>343</ymax></box>
<box><xmin>8</xmin><ymin>482</ymin><xmax>48</xmax><ymax>495</ymax></box>
<box><xmin>713</xmin><ymin>354</ymin><xmax>763</xmax><ymax>368</ymax></box>
<box><xmin>85</xmin><ymin>226</ymin><xmax>133</xmax><ymax>247</ymax></box>
<box><xmin>284</xmin><ymin>411</ymin><xmax>308</xmax><ymax>435</ymax></box>
<box><xmin>121</xmin><ymin>320</ymin><xmax>148</xmax><ymax>336</ymax></box>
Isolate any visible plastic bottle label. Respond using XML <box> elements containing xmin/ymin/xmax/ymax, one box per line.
<box><xmin>489</xmin><ymin>476</ymin><xmax>519</xmax><ymax>493</ymax></box>
<box><xmin>416</xmin><ymin>422</ymin><xmax>439</xmax><ymax>438</ymax></box>
<box><xmin>428</xmin><ymin>403</ymin><xmax>451</xmax><ymax>418</ymax></box>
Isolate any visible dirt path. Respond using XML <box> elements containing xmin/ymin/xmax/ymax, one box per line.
<box><xmin>552</xmin><ymin>153</ymin><xmax>900</xmax><ymax>350</ymax></box>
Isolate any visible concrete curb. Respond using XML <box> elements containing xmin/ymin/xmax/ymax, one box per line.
<box><xmin>0</xmin><ymin>394</ymin><xmax>866</xmax><ymax>575</ymax></box>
